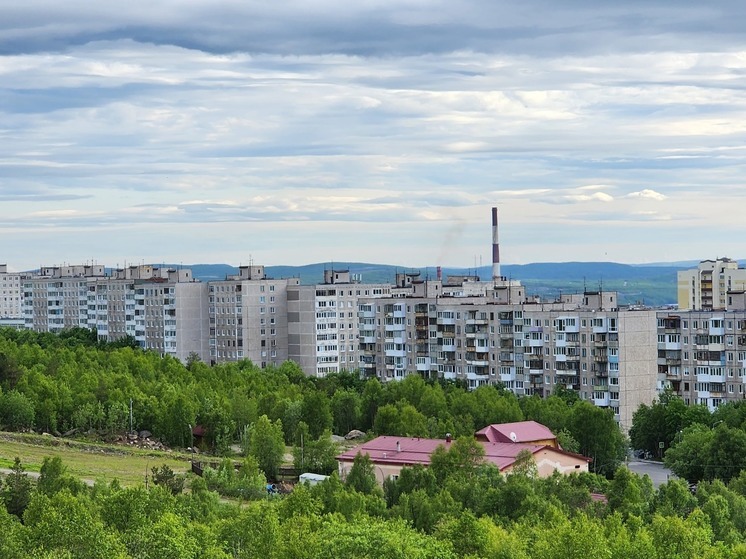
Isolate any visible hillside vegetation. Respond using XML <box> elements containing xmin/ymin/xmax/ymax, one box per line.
<box><xmin>3</xmin><ymin>329</ymin><xmax>746</xmax><ymax>557</ymax></box>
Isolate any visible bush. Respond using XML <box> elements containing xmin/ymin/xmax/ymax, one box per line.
<box><xmin>202</xmin><ymin>457</ymin><xmax>266</xmax><ymax>500</ymax></box>
<box><xmin>0</xmin><ymin>390</ymin><xmax>35</xmax><ymax>431</ymax></box>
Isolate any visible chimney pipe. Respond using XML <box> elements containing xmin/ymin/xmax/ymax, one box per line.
<box><xmin>491</xmin><ymin>207</ymin><xmax>501</xmax><ymax>280</ymax></box>
<box><xmin>396</xmin><ymin>441</ymin><xmax>401</xmax><ymax>453</ymax></box>
<box><xmin>436</xmin><ymin>266</ymin><xmax>442</xmax><ymax>281</ymax></box>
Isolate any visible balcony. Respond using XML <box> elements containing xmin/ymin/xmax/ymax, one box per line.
<box><xmin>593</xmin><ymin>395</ymin><xmax>611</xmax><ymax>407</ymax></box>
<box><xmin>414</xmin><ymin>357</ymin><xmax>430</xmax><ymax>370</ymax></box>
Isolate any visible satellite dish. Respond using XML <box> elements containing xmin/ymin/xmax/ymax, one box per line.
<box><xmin>509</xmin><ymin>432</ymin><xmax>517</xmax><ymax>442</ymax></box>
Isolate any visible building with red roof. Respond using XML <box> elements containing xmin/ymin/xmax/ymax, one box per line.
<box><xmin>337</xmin><ymin>425</ymin><xmax>589</xmax><ymax>485</ymax></box>
<box><xmin>475</xmin><ymin>420</ymin><xmax>559</xmax><ymax>448</ymax></box>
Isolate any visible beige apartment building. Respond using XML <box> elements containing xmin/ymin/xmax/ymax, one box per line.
<box><xmin>21</xmin><ymin>264</ymin><xmax>210</xmax><ymax>363</ymax></box>
<box><xmin>678</xmin><ymin>258</ymin><xmax>746</xmax><ymax>311</ymax></box>
<box><xmin>208</xmin><ymin>265</ymin><xmax>299</xmax><ymax>368</ymax></box>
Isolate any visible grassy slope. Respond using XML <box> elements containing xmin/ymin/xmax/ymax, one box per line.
<box><xmin>0</xmin><ymin>433</ymin><xmax>191</xmax><ymax>486</ymax></box>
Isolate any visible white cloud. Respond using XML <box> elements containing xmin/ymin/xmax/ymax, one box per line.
<box><xmin>563</xmin><ymin>192</ymin><xmax>615</xmax><ymax>203</ymax></box>
<box><xmin>1</xmin><ymin>2</ymin><xmax>746</xmax><ymax>268</ymax></box>
<box><xmin>626</xmin><ymin>189</ymin><xmax>668</xmax><ymax>201</ymax></box>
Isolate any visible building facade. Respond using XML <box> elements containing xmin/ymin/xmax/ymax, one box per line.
<box><xmin>15</xmin><ymin>257</ymin><xmax>746</xmax><ymax>425</ymax></box>
<box><xmin>208</xmin><ymin>265</ymin><xmax>299</xmax><ymax>368</ymax></box>
<box><xmin>288</xmin><ymin>269</ymin><xmax>393</xmax><ymax>378</ymax></box>
<box><xmin>678</xmin><ymin>258</ymin><xmax>746</xmax><ymax>311</ymax></box>
<box><xmin>656</xmin><ymin>310</ymin><xmax>746</xmax><ymax>411</ymax></box>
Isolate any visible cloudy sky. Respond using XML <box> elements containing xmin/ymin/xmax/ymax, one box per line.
<box><xmin>2</xmin><ymin>1</ymin><xmax>745</xmax><ymax>271</ymax></box>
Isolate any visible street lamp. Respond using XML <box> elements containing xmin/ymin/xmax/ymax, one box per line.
<box><xmin>188</xmin><ymin>424</ymin><xmax>194</xmax><ymax>461</ymax></box>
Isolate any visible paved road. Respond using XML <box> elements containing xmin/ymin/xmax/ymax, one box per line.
<box><xmin>0</xmin><ymin>467</ymin><xmax>95</xmax><ymax>486</ymax></box>
<box><xmin>626</xmin><ymin>460</ymin><xmax>675</xmax><ymax>488</ymax></box>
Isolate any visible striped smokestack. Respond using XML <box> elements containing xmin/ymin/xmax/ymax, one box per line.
<box><xmin>491</xmin><ymin>207</ymin><xmax>501</xmax><ymax>280</ymax></box>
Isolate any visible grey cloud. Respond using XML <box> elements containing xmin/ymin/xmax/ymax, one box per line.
<box><xmin>1</xmin><ymin>1</ymin><xmax>745</xmax><ymax>58</ymax></box>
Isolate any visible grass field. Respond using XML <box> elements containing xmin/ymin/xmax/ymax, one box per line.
<box><xmin>0</xmin><ymin>432</ymin><xmax>192</xmax><ymax>486</ymax></box>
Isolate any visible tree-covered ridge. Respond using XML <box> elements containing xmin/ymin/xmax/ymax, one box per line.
<box><xmin>0</xmin><ymin>328</ymin><xmax>626</xmax><ymax>475</ymax></box>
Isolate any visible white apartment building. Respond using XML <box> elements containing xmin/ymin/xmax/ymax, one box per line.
<box><xmin>678</xmin><ymin>258</ymin><xmax>746</xmax><ymax>311</ymax></box>
<box><xmin>23</xmin><ymin>265</ymin><xmax>106</xmax><ymax>333</ymax></box>
<box><xmin>0</xmin><ymin>264</ymin><xmax>23</xmax><ymax>320</ymax></box>
<box><xmin>288</xmin><ymin>269</ymin><xmax>393</xmax><ymax>377</ymax></box>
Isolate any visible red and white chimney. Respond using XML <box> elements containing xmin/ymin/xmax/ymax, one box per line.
<box><xmin>491</xmin><ymin>207</ymin><xmax>501</xmax><ymax>280</ymax></box>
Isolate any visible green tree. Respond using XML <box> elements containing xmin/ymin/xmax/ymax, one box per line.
<box><xmin>0</xmin><ymin>504</ymin><xmax>23</xmax><ymax>558</ymax></box>
<box><xmin>361</xmin><ymin>378</ymin><xmax>383</xmax><ymax>431</ymax></box>
<box><xmin>293</xmin><ymin>429</ymin><xmax>339</xmax><ymax>475</ymax></box>
<box><xmin>510</xmin><ymin>448</ymin><xmax>538</xmax><ymax>478</ymax></box>
<box><xmin>301</xmin><ymin>390</ymin><xmax>333</xmax><ymax>440</ymax></box>
<box><xmin>649</xmin><ymin>509</ymin><xmax>716</xmax><ymax>559</ymax></box>
<box><xmin>399</xmin><ymin>403</ymin><xmax>428</xmax><ymax>437</ymax></box>
<box><xmin>664</xmin><ymin>423</ymin><xmax>713</xmax><ymax>483</ymax></box>
<box><xmin>607</xmin><ymin>466</ymin><xmax>653</xmax><ymax>520</ymax></box>
<box><xmin>429</xmin><ymin>436</ymin><xmax>485</xmax><ymax>484</ymax></box>
<box><xmin>248</xmin><ymin>414</ymin><xmax>286</xmax><ymax>480</ymax></box>
<box><xmin>0</xmin><ymin>389</ymin><xmax>35</xmax><ymax>430</ymax></box>
<box><xmin>23</xmin><ymin>491</ymin><xmax>128</xmax><ymax>558</ymax></box>
<box><xmin>331</xmin><ymin>389</ymin><xmax>361</xmax><ymax>436</ymax></box>
<box><xmin>151</xmin><ymin>464</ymin><xmax>185</xmax><ymax>496</ymax></box>
<box><xmin>655</xmin><ymin>478</ymin><xmax>698</xmax><ymax>517</ymax></box>
<box><xmin>569</xmin><ymin>401</ymin><xmax>626</xmax><ymax>476</ymax></box>
<box><xmin>37</xmin><ymin>456</ymin><xmax>84</xmax><ymax>496</ymax></box>
<box><xmin>315</xmin><ymin>516</ymin><xmax>456</xmax><ymax>559</ymax></box>
<box><xmin>126</xmin><ymin>511</ymin><xmax>198</xmax><ymax>559</ymax></box>
<box><xmin>156</xmin><ymin>391</ymin><xmax>197</xmax><ymax>448</ymax></box>
<box><xmin>1</xmin><ymin>457</ymin><xmax>32</xmax><ymax>518</ymax></box>
<box><xmin>705</xmin><ymin>422</ymin><xmax>746</xmax><ymax>483</ymax></box>
<box><xmin>219</xmin><ymin>502</ymin><xmax>282</xmax><ymax>559</ymax></box>
<box><xmin>630</xmin><ymin>392</ymin><xmax>695</xmax><ymax>457</ymax></box>
<box><xmin>345</xmin><ymin>452</ymin><xmax>378</xmax><ymax>495</ymax></box>
<box><xmin>373</xmin><ymin>403</ymin><xmax>401</xmax><ymax>435</ymax></box>
<box><xmin>556</xmin><ymin>428</ymin><xmax>580</xmax><ymax>453</ymax></box>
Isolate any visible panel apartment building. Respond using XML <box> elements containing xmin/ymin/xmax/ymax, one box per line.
<box><xmin>287</xmin><ymin>269</ymin><xmax>393</xmax><ymax>378</ymax></box>
<box><xmin>658</xmin><ymin>258</ymin><xmax>746</xmax><ymax>411</ymax></box>
<box><xmin>21</xmin><ymin>264</ymin><xmax>210</xmax><ymax>363</ymax></box>
<box><xmin>355</xmin><ymin>279</ymin><xmax>657</xmax><ymax>430</ymax></box>
<box><xmin>677</xmin><ymin>257</ymin><xmax>746</xmax><ymax>311</ymax></box>
<box><xmin>207</xmin><ymin>265</ymin><xmax>300</xmax><ymax>368</ymax></box>
<box><xmin>0</xmin><ymin>264</ymin><xmax>24</xmax><ymax>329</ymax></box>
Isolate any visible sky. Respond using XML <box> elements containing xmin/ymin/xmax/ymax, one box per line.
<box><xmin>2</xmin><ymin>1</ymin><xmax>745</xmax><ymax>271</ymax></box>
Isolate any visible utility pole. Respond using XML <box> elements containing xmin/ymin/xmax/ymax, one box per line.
<box><xmin>129</xmin><ymin>398</ymin><xmax>133</xmax><ymax>433</ymax></box>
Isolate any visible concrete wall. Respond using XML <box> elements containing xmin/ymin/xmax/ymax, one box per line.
<box><xmin>617</xmin><ymin>310</ymin><xmax>658</xmax><ymax>433</ymax></box>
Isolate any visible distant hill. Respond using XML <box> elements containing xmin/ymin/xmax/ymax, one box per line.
<box><xmin>174</xmin><ymin>261</ymin><xmax>692</xmax><ymax>307</ymax></box>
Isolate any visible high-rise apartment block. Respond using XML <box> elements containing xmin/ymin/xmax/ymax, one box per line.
<box><xmin>208</xmin><ymin>265</ymin><xmax>299</xmax><ymax>368</ymax></box>
<box><xmin>677</xmin><ymin>258</ymin><xmax>746</xmax><ymax>311</ymax></box>
<box><xmin>0</xmin><ymin>264</ymin><xmax>24</xmax><ymax>330</ymax></box>
<box><xmin>6</xmin><ymin>216</ymin><xmax>746</xmax><ymax>426</ymax></box>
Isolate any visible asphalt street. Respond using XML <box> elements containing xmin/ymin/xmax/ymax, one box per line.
<box><xmin>626</xmin><ymin>460</ymin><xmax>675</xmax><ymax>488</ymax></box>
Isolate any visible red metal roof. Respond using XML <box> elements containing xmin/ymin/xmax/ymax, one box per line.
<box><xmin>336</xmin><ymin>436</ymin><xmax>575</xmax><ymax>471</ymax></box>
<box><xmin>336</xmin><ymin>436</ymin><xmax>449</xmax><ymax>468</ymax></box>
<box><xmin>475</xmin><ymin>421</ymin><xmax>556</xmax><ymax>444</ymax></box>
